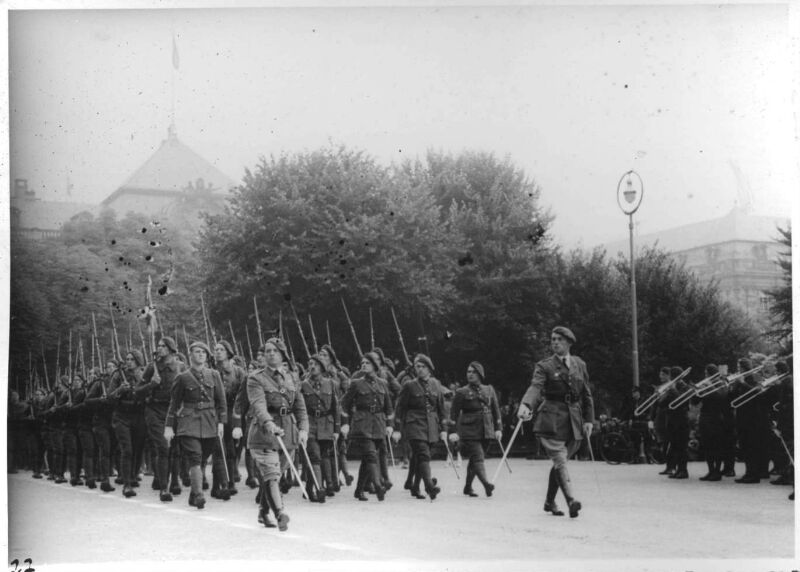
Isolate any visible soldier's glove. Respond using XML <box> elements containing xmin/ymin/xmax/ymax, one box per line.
<box><xmin>299</xmin><ymin>430</ymin><xmax>309</xmax><ymax>447</ymax></box>
<box><xmin>647</xmin><ymin>420</ymin><xmax>654</xmax><ymax>430</ymax></box>
<box><xmin>517</xmin><ymin>403</ymin><xmax>533</xmax><ymax>421</ymax></box>
<box><xmin>164</xmin><ymin>426</ymin><xmax>175</xmax><ymax>442</ymax></box>
<box><xmin>583</xmin><ymin>422</ymin><xmax>593</xmax><ymax>438</ymax></box>
<box><xmin>232</xmin><ymin>427</ymin><xmax>243</xmax><ymax>441</ymax></box>
<box><xmin>494</xmin><ymin>430</ymin><xmax>502</xmax><ymax>441</ymax></box>
<box><xmin>448</xmin><ymin>433</ymin><xmax>459</xmax><ymax>443</ymax></box>
<box><xmin>333</xmin><ymin>432</ymin><xmax>339</xmax><ymax>442</ymax></box>
<box><xmin>391</xmin><ymin>431</ymin><xmax>401</xmax><ymax>443</ymax></box>
<box><xmin>217</xmin><ymin>423</ymin><xmax>224</xmax><ymax>439</ymax></box>
<box><xmin>385</xmin><ymin>426</ymin><xmax>394</xmax><ymax>438</ymax></box>
<box><xmin>340</xmin><ymin>424</ymin><xmax>350</xmax><ymax>437</ymax></box>
<box><xmin>439</xmin><ymin>431</ymin><xmax>448</xmax><ymax>442</ymax></box>
<box><xmin>265</xmin><ymin>421</ymin><xmax>284</xmax><ymax>437</ymax></box>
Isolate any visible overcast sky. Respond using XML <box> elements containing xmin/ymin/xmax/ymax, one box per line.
<box><xmin>7</xmin><ymin>1</ymin><xmax>799</xmax><ymax>248</ymax></box>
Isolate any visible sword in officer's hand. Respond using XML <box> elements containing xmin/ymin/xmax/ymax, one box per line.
<box><xmin>491</xmin><ymin>417</ymin><xmax>523</xmax><ymax>484</ymax></box>
<box><xmin>275</xmin><ymin>434</ymin><xmax>310</xmax><ymax>501</ymax></box>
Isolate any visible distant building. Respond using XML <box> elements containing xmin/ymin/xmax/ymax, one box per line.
<box><xmin>605</xmin><ymin>206</ymin><xmax>789</xmax><ymax>326</ymax></box>
<box><xmin>100</xmin><ymin>124</ymin><xmax>236</xmax><ymax>225</ymax></box>
<box><xmin>10</xmin><ymin>178</ymin><xmax>95</xmax><ymax>240</ymax></box>
<box><xmin>10</xmin><ymin>125</ymin><xmax>238</xmax><ymax>239</ymax></box>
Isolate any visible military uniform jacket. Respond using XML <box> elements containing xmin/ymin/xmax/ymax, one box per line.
<box><xmin>341</xmin><ymin>373</ymin><xmax>393</xmax><ymax>440</ymax></box>
<box><xmin>139</xmin><ymin>355</ymin><xmax>185</xmax><ymax>406</ymax></box>
<box><xmin>301</xmin><ymin>374</ymin><xmax>341</xmax><ymax>440</ymax></box>
<box><xmin>166</xmin><ymin>367</ymin><xmax>227</xmax><ymax>439</ymax></box>
<box><xmin>522</xmin><ymin>354</ymin><xmax>594</xmax><ymax>442</ymax></box>
<box><xmin>107</xmin><ymin>367</ymin><xmax>145</xmax><ymax>415</ymax></box>
<box><xmin>216</xmin><ymin>362</ymin><xmax>247</xmax><ymax>426</ymax></box>
<box><xmin>394</xmin><ymin>376</ymin><xmax>446</xmax><ymax>443</ymax></box>
<box><xmin>450</xmin><ymin>383</ymin><xmax>502</xmax><ymax>440</ymax></box>
<box><xmin>84</xmin><ymin>377</ymin><xmax>113</xmax><ymax>424</ymax></box>
<box><xmin>247</xmin><ymin>367</ymin><xmax>309</xmax><ymax>451</ymax></box>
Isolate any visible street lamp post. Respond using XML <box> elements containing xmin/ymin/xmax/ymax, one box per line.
<box><xmin>617</xmin><ymin>171</ymin><xmax>644</xmax><ymax>389</ymax></box>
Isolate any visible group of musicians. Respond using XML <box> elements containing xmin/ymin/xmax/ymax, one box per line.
<box><xmin>624</xmin><ymin>354</ymin><xmax>793</xmax><ymax>498</ymax></box>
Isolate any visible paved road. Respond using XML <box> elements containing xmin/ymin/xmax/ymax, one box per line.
<box><xmin>6</xmin><ymin>459</ymin><xmax>796</xmax><ymax>571</ymax></box>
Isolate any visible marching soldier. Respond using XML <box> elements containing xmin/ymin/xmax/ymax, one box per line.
<box><xmin>341</xmin><ymin>352</ymin><xmax>394</xmax><ymax>501</ymax></box>
<box><xmin>649</xmin><ymin>367</ymin><xmax>675</xmax><ymax>476</ymax></box>
<box><xmin>212</xmin><ymin>340</ymin><xmax>246</xmax><ymax>500</ymax></box>
<box><xmin>164</xmin><ymin>341</ymin><xmax>228</xmax><ymax>509</ymax></box>
<box><xmin>138</xmin><ymin>337</ymin><xmax>185</xmax><ymax>501</ymax></box>
<box><xmin>392</xmin><ymin>353</ymin><xmax>447</xmax><ymax>501</ymax></box>
<box><xmin>246</xmin><ymin>338</ymin><xmax>309</xmax><ymax>530</ymax></box>
<box><xmin>107</xmin><ymin>351</ymin><xmax>147</xmax><ymax>497</ymax></box>
<box><xmin>517</xmin><ymin>326</ymin><xmax>594</xmax><ymax>518</ymax></box>
<box><xmin>84</xmin><ymin>363</ymin><xmax>116</xmax><ymax>492</ymax></box>
<box><xmin>26</xmin><ymin>388</ymin><xmax>48</xmax><ymax>479</ymax></box>
<box><xmin>448</xmin><ymin>362</ymin><xmax>501</xmax><ymax>497</ymax></box>
<box><xmin>319</xmin><ymin>344</ymin><xmax>353</xmax><ymax>488</ymax></box>
<box><xmin>300</xmin><ymin>354</ymin><xmax>341</xmax><ymax>501</ymax></box>
<box><xmin>71</xmin><ymin>372</ymin><xmax>98</xmax><ymax>488</ymax></box>
<box><xmin>47</xmin><ymin>376</ymin><xmax>70</xmax><ymax>484</ymax></box>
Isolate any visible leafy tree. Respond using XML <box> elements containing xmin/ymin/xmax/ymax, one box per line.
<box><xmin>767</xmin><ymin>225</ymin><xmax>792</xmax><ymax>350</ymax></box>
<box><xmin>196</xmin><ymin>145</ymin><xmax>463</xmax><ymax>366</ymax></box>
<box><xmin>403</xmin><ymin>150</ymin><xmax>556</xmax><ymax>395</ymax></box>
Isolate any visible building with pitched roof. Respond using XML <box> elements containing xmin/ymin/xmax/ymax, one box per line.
<box><xmin>100</xmin><ymin>124</ymin><xmax>236</xmax><ymax>222</ymax></box>
<box><xmin>10</xmin><ymin>125</ymin><xmax>237</xmax><ymax>238</ymax></box>
<box><xmin>605</xmin><ymin>206</ymin><xmax>788</xmax><ymax>324</ymax></box>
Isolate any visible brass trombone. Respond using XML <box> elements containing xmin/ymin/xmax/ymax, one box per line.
<box><xmin>730</xmin><ymin>373</ymin><xmax>788</xmax><ymax>409</ymax></box>
<box><xmin>668</xmin><ymin>372</ymin><xmax>721</xmax><ymax>409</ymax></box>
<box><xmin>696</xmin><ymin>364</ymin><xmax>763</xmax><ymax>397</ymax></box>
<box><xmin>633</xmin><ymin>367</ymin><xmax>692</xmax><ymax>417</ymax></box>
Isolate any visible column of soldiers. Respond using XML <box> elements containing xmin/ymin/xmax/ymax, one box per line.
<box><xmin>7</xmin><ymin>323</ymin><xmax>512</xmax><ymax>532</ymax></box>
<box><xmin>637</xmin><ymin>353</ymin><xmax>793</xmax><ymax>498</ymax></box>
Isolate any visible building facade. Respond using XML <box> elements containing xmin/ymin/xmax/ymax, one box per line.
<box><xmin>606</xmin><ymin>206</ymin><xmax>788</xmax><ymax>326</ymax></box>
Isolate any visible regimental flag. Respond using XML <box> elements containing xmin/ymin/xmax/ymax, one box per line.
<box><xmin>172</xmin><ymin>34</ymin><xmax>180</xmax><ymax>70</ymax></box>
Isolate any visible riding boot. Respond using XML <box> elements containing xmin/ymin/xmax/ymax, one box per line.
<box><xmin>369</xmin><ymin>460</ymin><xmax>386</xmax><ymax>501</ymax></box>
<box><xmin>354</xmin><ymin>461</ymin><xmax>368</xmax><ymax>501</ymax></box>
<box><xmin>189</xmin><ymin>465</ymin><xmax>205</xmax><ymax>509</ymax></box>
<box><xmin>266</xmin><ymin>478</ymin><xmax>290</xmax><ymax>531</ymax></box>
<box><xmin>321</xmin><ymin>457</ymin><xmax>335</xmax><ymax>496</ymax></box>
<box><xmin>473</xmin><ymin>459</ymin><xmax>494</xmax><ymax>497</ymax></box>
<box><xmin>419</xmin><ymin>459</ymin><xmax>440</xmax><ymax>500</ymax></box>
<box><xmin>257</xmin><ymin>481</ymin><xmax>276</xmax><ymax>528</ymax></box>
<box><xmin>312</xmin><ymin>464</ymin><xmax>326</xmax><ymax>502</ymax></box>
<box><xmin>463</xmin><ymin>464</ymin><xmax>477</xmax><ymax>496</ymax></box>
<box><xmin>555</xmin><ymin>465</ymin><xmax>581</xmax><ymax>518</ymax></box>
<box><xmin>543</xmin><ymin>467</ymin><xmax>564</xmax><ymax>515</ymax></box>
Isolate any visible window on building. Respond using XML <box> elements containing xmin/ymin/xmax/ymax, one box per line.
<box><xmin>752</xmin><ymin>244</ymin><xmax>767</xmax><ymax>260</ymax></box>
<box><xmin>759</xmin><ymin>294</ymin><xmax>772</xmax><ymax>312</ymax></box>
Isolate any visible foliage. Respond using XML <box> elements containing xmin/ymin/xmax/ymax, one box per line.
<box><xmin>767</xmin><ymin>225</ymin><xmax>793</xmax><ymax>350</ymax></box>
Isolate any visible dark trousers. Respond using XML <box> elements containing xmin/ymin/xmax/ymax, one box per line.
<box><xmin>460</xmin><ymin>439</ymin><xmax>490</xmax><ymax>488</ymax></box>
<box><xmin>144</xmin><ymin>405</ymin><xmax>170</xmax><ymax>490</ymax></box>
<box><xmin>666</xmin><ymin>424</ymin><xmax>689</xmax><ymax>472</ymax></box>
<box><xmin>92</xmin><ymin>424</ymin><xmax>113</xmax><ymax>481</ymax></box>
<box><xmin>409</xmin><ymin>439</ymin><xmax>436</xmax><ymax>493</ymax></box>
<box><xmin>351</xmin><ymin>438</ymin><xmax>383</xmax><ymax>493</ymax></box>
<box><xmin>212</xmin><ymin>423</ymin><xmax>236</xmax><ymax>490</ymax></box>
<box><xmin>112</xmin><ymin>410</ymin><xmax>146</xmax><ymax>486</ymax></box>
<box><xmin>26</xmin><ymin>427</ymin><xmax>43</xmax><ymax>474</ymax></box>
<box><xmin>179</xmin><ymin>435</ymin><xmax>217</xmax><ymax>467</ymax></box>
<box><xmin>78</xmin><ymin>425</ymin><xmax>96</xmax><ymax>480</ymax></box>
